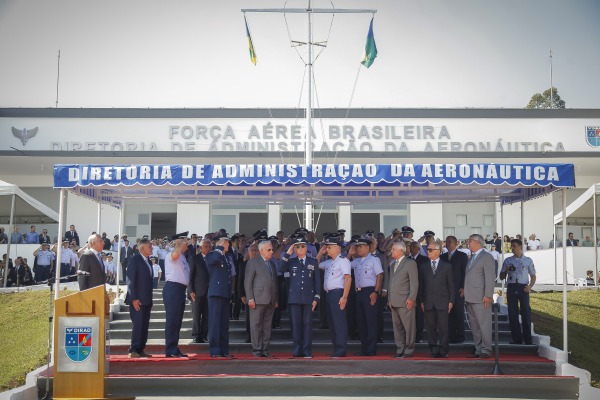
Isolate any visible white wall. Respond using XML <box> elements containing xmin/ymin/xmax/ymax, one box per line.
<box><xmin>65</xmin><ymin>192</ymin><xmax>120</xmax><ymax>242</ymax></box>
<box><xmin>177</xmin><ymin>204</ymin><xmax>210</xmax><ymax>236</ymax></box>
<box><xmin>443</xmin><ymin>202</ymin><xmax>496</xmax><ymax>241</ymax></box>
<box><xmin>501</xmin><ymin>194</ymin><xmax>555</xmax><ymax>246</ymax></box>
<box><xmin>525</xmin><ymin>247</ymin><xmax>599</xmax><ymax>285</ymax></box>
<box><xmin>410</xmin><ymin>203</ymin><xmax>443</xmax><ymax>241</ymax></box>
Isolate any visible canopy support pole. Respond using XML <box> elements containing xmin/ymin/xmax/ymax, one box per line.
<box><xmin>561</xmin><ymin>188</ymin><xmax>568</xmax><ymax>357</ymax></box>
<box><xmin>594</xmin><ymin>193</ymin><xmax>598</xmax><ymax>286</ymax></box>
<box><xmin>55</xmin><ymin>189</ymin><xmax>67</xmax><ymax>299</ymax></box>
<box><xmin>97</xmin><ymin>202</ymin><xmax>102</xmax><ymax>234</ymax></box>
<box><xmin>3</xmin><ymin>194</ymin><xmax>16</xmax><ymax>288</ymax></box>
<box><xmin>116</xmin><ymin>203</ymin><xmax>125</xmax><ymax>295</ymax></box>
<box><xmin>499</xmin><ymin>203</ymin><xmax>504</xmax><ymax>257</ymax></box>
<box><xmin>553</xmin><ymin>224</ymin><xmax>558</xmax><ymax>286</ymax></box>
<box><xmin>520</xmin><ymin>200</ymin><xmax>525</xmax><ymax>253</ymax></box>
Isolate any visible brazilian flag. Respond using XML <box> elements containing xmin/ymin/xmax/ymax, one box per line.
<box><xmin>361</xmin><ymin>17</ymin><xmax>378</xmax><ymax>68</ymax></box>
<box><xmin>244</xmin><ymin>16</ymin><xmax>257</xmax><ymax>65</ymax></box>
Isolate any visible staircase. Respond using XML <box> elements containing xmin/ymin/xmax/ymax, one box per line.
<box><xmin>37</xmin><ymin>282</ymin><xmax>579</xmax><ymax>399</ymax></box>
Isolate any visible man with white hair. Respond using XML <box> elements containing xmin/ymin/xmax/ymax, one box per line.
<box><xmin>464</xmin><ymin>234</ymin><xmax>496</xmax><ymax>358</ymax></box>
<box><xmin>78</xmin><ymin>234</ymin><xmax>107</xmax><ymax>290</ymax></box>
<box><xmin>383</xmin><ymin>240</ymin><xmax>418</xmax><ymax>358</ymax></box>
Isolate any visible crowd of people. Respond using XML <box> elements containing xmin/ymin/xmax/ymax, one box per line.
<box><xmin>4</xmin><ymin>223</ymin><xmax>594</xmax><ymax>359</ymax></box>
<box><xmin>109</xmin><ymin>226</ymin><xmax>534</xmax><ymax>360</ymax></box>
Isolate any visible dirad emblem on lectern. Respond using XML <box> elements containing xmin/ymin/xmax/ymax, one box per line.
<box><xmin>64</xmin><ymin>326</ymin><xmax>93</xmax><ymax>362</ymax></box>
<box><xmin>57</xmin><ymin>317</ymin><xmax>100</xmax><ymax>372</ymax></box>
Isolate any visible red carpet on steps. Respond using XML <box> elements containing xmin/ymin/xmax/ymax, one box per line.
<box><xmin>109</xmin><ymin>352</ymin><xmax>550</xmax><ymax>363</ymax></box>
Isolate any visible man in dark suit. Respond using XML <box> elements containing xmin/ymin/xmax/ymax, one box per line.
<box><xmin>125</xmin><ymin>238</ymin><xmax>154</xmax><ymax>358</ymax></box>
<box><xmin>64</xmin><ymin>224</ymin><xmax>80</xmax><ymax>246</ymax></box>
<box><xmin>78</xmin><ymin>234</ymin><xmax>107</xmax><ymax>290</ymax></box>
<box><xmin>440</xmin><ymin>236</ymin><xmax>468</xmax><ymax>343</ymax></box>
<box><xmin>120</xmin><ymin>239</ymin><xmax>134</xmax><ymax>282</ymax></box>
<box><xmin>409</xmin><ymin>241</ymin><xmax>428</xmax><ymax>342</ymax></box>
<box><xmin>188</xmin><ymin>238</ymin><xmax>211</xmax><ymax>344</ymax></box>
<box><xmin>245</xmin><ymin>240</ymin><xmax>278</xmax><ymax>357</ymax></box>
<box><xmin>238</xmin><ymin>244</ymin><xmax>259</xmax><ymax>343</ymax></box>
<box><xmin>566</xmin><ymin>232</ymin><xmax>579</xmax><ymax>247</ymax></box>
<box><xmin>418</xmin><ymin>241</ymin><xmax>454</xmax><ymax>358</ymax></box>
<box><xmin>279</xmin><ymin>235</ymin><xmax>321</xmax><ymax>358</ymax></box>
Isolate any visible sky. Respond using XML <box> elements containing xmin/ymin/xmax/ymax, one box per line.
<box><xmin>0</xmin><ymin>0</ymin><xmax>598</xmax><ymax>109</ymax></box>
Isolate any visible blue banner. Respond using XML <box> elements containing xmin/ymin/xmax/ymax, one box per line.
<box><xmin>53</xmin><ymin>163</ymin><xmax>575</xmax><ymax>189</ymax></box>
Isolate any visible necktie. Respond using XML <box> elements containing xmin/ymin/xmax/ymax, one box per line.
<box><xmin>448</xmin><ymin>251</ymin><xmax>452</xmax><ymax>261</ymax></box>
<box><xmin>300</xmin><ymin>258</ymin><xmax>304</xmax><ymax>266</ymax></box>
<box><xmin>432</xmin><ymin>260</ymin><xmax>437</xmax><ymax>274</ymax></box>
<box><xmin>393</xmin><ymin>259</ymin><xmax>400</xmax><ymax>273</ymax></box>
<box><xmin>265</xmin><ymin>260</ymin><xmax>273</xmax><ymax>277</ymax></box>
<box><xmin>97</xmin><ymin>253</ymin><xmax>103</xmax><ymax>266</ymax></box>
<box><xmin>467</xmin><ymin>253</ymin><xmax>477</xmax><ymax>270</ymax></box>
<box><xmin>147</xmin><ymin>257</ymin><xmax>153</xmax><ymax>275</ymax></box>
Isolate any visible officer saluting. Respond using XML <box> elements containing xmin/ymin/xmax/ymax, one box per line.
<box><xmin>279</xmin><ymin>234</ymin><xmax>321</xmax><ymax>358</ymax></box>
<box><xmin>163</xmin><ymin>232</ymin><xmax>190</xmax><ymax>358</ymax></box>
<box><xmin>205</xmin><ymin>234</ymin><xmax>236</xmax><ymax>358</ymax></box>
<box><xmin>317</xmin><ymin>233</ymin><xmax>352</xmax><ymax>357</ymax></box>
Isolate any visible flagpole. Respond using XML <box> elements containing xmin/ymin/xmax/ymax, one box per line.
<box><xmin>241</xmin><ymin>5</ymin><xmax>377</xmax><ymax>231</ymax></box>
<box><xmin>305</xmin><ymin>0</ymin><xmax>313</xmax><ymax>231</ymax></box>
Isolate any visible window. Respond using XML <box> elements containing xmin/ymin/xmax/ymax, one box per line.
<box><xmin>471</xmin><ymin>227</ymin><xmax>482</xmax><ymax>235</ymax></box>
<box><xmin>483</xmin><ymin>215</ymin><xmax>494</xmax><ymax>227</ymax></box>
<box><xmin>457</xmin><ymin>214</ymin><xmax>467</xmax><ymax>226</ymax></box>
<box><xmin>443</xmin><ymin>227</ymin><xmax>455</xmax><ymax>238</ymax></box>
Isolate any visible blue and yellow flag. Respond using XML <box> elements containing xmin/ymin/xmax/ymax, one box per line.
<box><xmin>244</xmin><ymin>16</ymin><xmax>257</xmax><ymax>66</ymax></box>
<box><xmin>361</xmin><ymin>17</ymin><xmax>378</xmax><ymax>68</ymax></box>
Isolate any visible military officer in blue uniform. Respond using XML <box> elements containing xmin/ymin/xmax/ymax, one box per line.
<box><xmin>205</xmin><ymin>234</ymin><xmax>236</xmax><ymax>358</ymax></box>
<box><xmin>348</xmin><ymin>235</ymin><xmax>384</xmax><ymax>356</ymax></box>
<box><xmin>279</xmin><ymin>234</ymin><xmax>321</xmax><ymax>358</ymax></box>
<box><xmin>317</xmin><ymin>233</ymin><xmax>352</xmax><ymax>357</ymax></box>
<box><xmin>163</xmin><ymin>232</ymin><xmax>190</xmax><ymax>358</ymax></box>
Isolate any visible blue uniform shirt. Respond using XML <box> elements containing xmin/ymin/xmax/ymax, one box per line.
<box><xmin>351</xmin><ymin>253</ymin><xmax>383</xmax><ymax>288</ymax></box>
<box><xmin>501</xmin><ymin>255</ymin><xmax>536</xmax><ymax>284</ymax></box>
<box><xmin>279</xmin><ymin>254</ymin><xmax>321</xmax><ymax>304</ymax></box>
<box><xmin>165</xmin><ymin>250</ymin><xmax>190</xmax><ymax>286</ymax></box>
<box><xmin>319</xmin><ymin>254</ymin><xmax>351</xmax><ymax>291</ymax></box>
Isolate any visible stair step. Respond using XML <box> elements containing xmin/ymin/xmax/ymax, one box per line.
<box><xmin>37</xmin><ymin>375</ymin><xmax>578</xmax><ymax>399</ymax></box>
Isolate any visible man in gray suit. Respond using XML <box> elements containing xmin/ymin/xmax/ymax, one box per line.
<box><xmin>464</xmin><ymin>234</ymin><xmax>496</xmax><ymax>358</ymax></box>
<box><xmin>245</xmin><ymin>240</ymin><xmax>278</xmax><ymax>357</ymax></box>
<box><xmin>383</xmin><ymin>241</ymin><xmax>418</xmax><ymax>358</ymax></box>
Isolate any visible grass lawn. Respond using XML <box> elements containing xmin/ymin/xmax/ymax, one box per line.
<box><xmin>0</xmin><ymin>289</ymin><xmax>73</xmax><ymax>392</ymax></box>
<box><xmin>530</xmin><ymin>289</ymin><xmax>600</xmax><ymax>387</ymax></box>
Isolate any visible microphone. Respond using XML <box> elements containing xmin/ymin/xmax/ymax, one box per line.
<box><xmin>77</xmin><ymin>270</ymin><xmax>90</xmax><ymax>276</ymax></box>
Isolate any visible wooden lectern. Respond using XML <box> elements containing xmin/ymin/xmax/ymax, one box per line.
<box><xmin>53</xmin><ymin>285</ymin><xmax>110</xmax><ymax>399</ymax></box>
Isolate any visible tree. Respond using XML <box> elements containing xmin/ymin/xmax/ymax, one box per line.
<box><xmin>526</xmin><ymin>87</ymin><xmax>566</xmax><ymax>109</ymax></box>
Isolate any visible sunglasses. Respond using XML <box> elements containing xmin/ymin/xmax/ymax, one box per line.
<box><xmin>427</xmin><ymin>248</ymin><xmax>440</xmax><ymax>252</ymax></box>
<box><xmin>294</xmin><ymin>244</ymin><xmax>306</xmax><ymax>248</ymax></box>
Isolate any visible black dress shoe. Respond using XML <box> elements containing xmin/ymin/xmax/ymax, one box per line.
<box><xmin>439</xmin><ymin>353</ymin><xmax>448</xmax><ymax>358</ymax></box>
<box><xmin>191</xmin><ymin>338</ymin><xmax>205</xmax><ymax>344</ymax></box>
<box><xmin>466</xmin><ymin>353</ymin><xmax>480</xmax><ymax>358</ymax></box>
<box><xmin>509</xmin><ymin>341</ymin><xmax>522</xmax><ymax>345</ymax></box>
<box><xmin>166</xmin><ymin>353</ymin><xmax>187</xmax><ymax>358</ymax></box>
<box><xmin>400</xmin><ymin>354</ymin><xmax>413</xmax><ymax>358</ymax></box>
<box><xmin>211</xmin><ymin>354</ymin><xmax>225</xmax><ymax>358</ymax></box>
<box><xmin>395</xmin><ymin>352</ymin><xmax>404</xmax><ymax>358</ymax></box>
<box><xmin>353</xmin><ymin>351</ymin><xmax>366</xmax><ymax>356</ymax></box>
<box><xmin>222</xmin><ymin>354</ymin><xmax>234</xmax><ymax>358</ymax></box>
<box><xmin>479</xmin><ymin>353</ymin><xmax>491</xmax><ymax>358</ymax></box>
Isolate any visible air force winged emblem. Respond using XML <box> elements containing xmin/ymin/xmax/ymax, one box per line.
<box><xmin>64</xmin><ymin>327</ymin><xmax>93</xmax><ymax>362</ymax></box>
<box><xmin>586</xmin><ymin>126</ymin><xmax>600</xmax><ymax>148</ymax></box>
<box><xmin>11</xmin><ymin>127</ymin><xmax>38</xmax><ymax>146</ymax></box>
